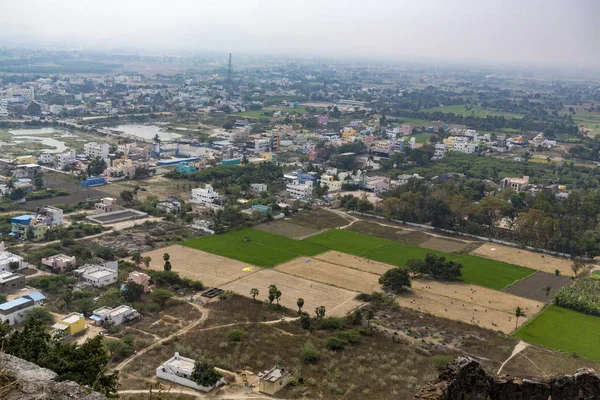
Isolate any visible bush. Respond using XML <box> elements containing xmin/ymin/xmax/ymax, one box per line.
<box><xmin>300</xmin><ymin>343</ymin><xmax>320</xmax><ymax>364</ymax></box>
<box><xmin>325</xmin><ymin>336</ymin><xmax>345</xmax><ymax>350</ymax></box>
<box><xmin>226</xmin><ymin>329</ymin><xmax>244</xmax><ymax>343</ymax></box>
<box><xmin>317</xmin><ymin>317</ymin><xmax>344</xmax><ymax>331</ymax></box>
<box><xmin>336</xmin><ymin>329</ymin><xmax>361</xmax><ymax>344</ymax></box>
<box><xmin>431</xmin><ymin>355</ymin><xmax>454</xmax><ymax>372</ymax></box>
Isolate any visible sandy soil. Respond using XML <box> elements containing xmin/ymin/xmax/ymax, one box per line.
<box><xmin>276</xmin><ymin>257</ymin><xmax>381</xmax><ymax>294</ymax></box>
<box><xmin>315</xmin><ymin>250</ymin><xmax>392</xmax><ymax>275</ymax></box>
<box><xmin>222</xmin><ymin>269</ymin><xmax>362</xmax><ymax>317</ymax></box>
<box><xmin>471</xmin><ymin>243</ymin><xmax>574</xmax><ymax>276</ymax></box>
<box><xmin>396</xmin><ymin>278</ymin><xmax>544</xmax><ymax>333</ymax></box>
<box><xmin>420</xmin><ymin>237</ymin><xmax>467</xmax><ymax>253</ymax></box>
<box><xmin>141</xmin><ymin>245</ymin><xmax>259</xmax><ymax>287</ymax></box>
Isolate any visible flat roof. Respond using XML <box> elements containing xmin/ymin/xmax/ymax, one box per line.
<box><xmin>88</xmin><ymin>270</ymin><xmax>115</xmax><ymax>279</ymax></box>
<box><xmin>62</xmin><ymin>314</ymin><xmax>83</xmax><ymax>324</ymax></box>
<box><xmin>52</xmin><ymin>323</ymin><xmax>69</xmax><ymax>331</ymax></box>
<box><xmin>168</xmin><ymin>358</ymin><xmax>195</xmax><ymax>372</ymax></box>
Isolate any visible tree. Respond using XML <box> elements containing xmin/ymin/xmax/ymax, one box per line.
<box><xmin>63</xmin><ymin>285</ymin><xmax>73</xmax><ymax>310</ymax></box>
<box><xmin>131</xmin><ymin>252</ymin><xmax>142</xmax><ymax>268</ymax></box>
<box><xmin>143</xmin><ymin>256</ymin><xmax>152</xmax><ymax>270</ymax></box>
<box><xmin>299</xmin><ymin>312</ymin><xmax>311</xmax><ymax>330</ymax></box>
<box><xmin>191</xmin><ymin>361</ymin><xmax>223</xmax><ymax>388</ymax></box>
<box><xmin>379</xmin><ymin>267</ymin><xmax>412</xmax><ymax>291</ymax></box>
<box><xmin>27</xmin><ymin>102</ymin><xmax>41</xmax><ymax>116</ymax></box>
<box><xmin>315</xmin><ymin>305</ymin><xmax>326</xmax><ymax>319</ymax></box>
<box><xmin>120</xmin><ymin>190</ymin><xmax>134</xmax><ymax>203</ymax></box>
<box><xmin>515</xmin><ymin>306</ymin><xmax>525</xmax><ymax>330</ymax></box>
<box><xmin>571</xmin><ymin>257</ymin><xmax>585</xmax><ymax>277</ymax></box>
<box><xmin>150</xmin><ymin>289</ymin><xmax>173</xmax><ymax>307</ymax></box>
<box><xmin>8</xmin><ymin>261</ymin><xmax>20</xmax><ymax>272</ymax></box>
<box><xmin>407</xmin><ymin>253</ymin><xmax>462</xmax><ymax>280</ymax></box>
<box><xmin>163</xmin><ymin>260</ymin><xmax>172</xmax><ymax>271</ymax></box>
<box><xmin>163</xmin><ymin>253</ymin><xmax>170</xmax><ymax>262</ymax></box>
<box><xmin>250</xmin><ymin>288</ymin><xmax>259</xmax><ymax>301</ymax></box>
<box><xmin>366</xmin><ymin>309</ymin><xmax>375</xmax><ymax>328</ymax></box>
<box><xmin>87</xmin><ymin>156</ymin><xmax>108</xmax><ymax>176</ymax></box>
<box><xmin>268</xmin><ymin>284</ymin><xmax>281</xmax><ymax>305</ymax></box>
<box><xmin>0</xmin><ymin>293</ymin><xmax>6</xmax><ymax>304</ymax></box>
<box><xmin>32</xmin><ymin>168</ymin><xmax>44</xmax><ymax>190</ymax></box>
<box><xmin>297</xmin><ymin>298</ymin><xmax>304</xmax><ymax>312</ymax></box>
<box><xmin>543</xmin><ymin>285</ymin><xmax>552</xmax><ymax>297</ymax></box>
<box><xmin>123</xmin><ymin>281</ymin><xmax>145</xmax><ymax>302</ymax></box>
<box><xmin>25</xmin><ymin>307</ymin><xmax>55</xmax><ymax>325</ymax></box>
<box><xmin>268</xmin><ymin>293</ymin><xmax>275</xmax><ymax>304</ymax></box>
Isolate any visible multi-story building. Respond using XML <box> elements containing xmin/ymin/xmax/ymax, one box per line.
<box><xmin>250</xmin><ymin>183</ymin><xmax>267</xmax><ymax>194</ymax></box>
<box><xmin>319</xmin><ymin>174</ymin><xmax>342</xmax><ymax>192</ymax></box>
<box><xmin>10</xmin><ymin>215</ymin><xmax>48</xmax><ymax>242</ymax></box>
<box><xmin>0</xmin><ymin>242</ymin><xmax>27</xmax><ymax>272</ymax></box>
<box><xmin>190</xmin><ymin>185</ymin><xmax>222</xmax><ymax>207</ymax></box>
<box><xmin>54</xmin><ymin>150</ymin><xmax>77</xmax><ymax>170</ymax></box>
<box><xmin>41</xmin><ymin>254</ymin><xmax>77</xmax><ymax>272</ymax></box>
<box><xmin>95</xmin><ymin>197</ymin><xmax>117</xmax><ymax>214</ymax></box>
<box><xmin>127</xmin><ymin>271</ymin><xmax>151</xmax><ymax>293</ymax></box>
<box><xmin>36</xmin><ymin>154</ymin><xmax>55</xmax><ymax>165</ymax></box>
<box><xmin>0</xmin><ymin>292</ymin><xmax>45</xmax><ymax>325</ymax></box>
<box><xmin>286</xmin><ymin>179</ymin><xmax>313</xmax><ymax>199</ymax></box>
<box><xmin>73</xmin><ymin>261</ymin><xmax>118</xmax><ymax>288</ymax></box>
<box><xmin>84</xmin><ymin>142</ymin><xmax>110</xmax><ymax>161</ymax></box>
<box><xmin>501</xmin><ymin>176</ymin><xmax>530</xmax><ymax>192</ymax></box>
<box><xmin>36</xmin><ymin>206</ymin><xmax>64</xmax><ymax>226</ymax></box>
<box><xmin>12</xmin><ymin>163</ymin><xmax>41</xmax><ymax>179</ymax></box>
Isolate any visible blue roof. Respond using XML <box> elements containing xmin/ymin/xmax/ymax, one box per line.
<box><xmin>24</xmin><ymin>292</ymin><xmax>46</xmax><ymax>302</ymax></box>
<box><xmin>157</xmin><ymin>157</ymin><xmax>200</xmax><ymax>166</ymax></box>
<box><xmin>0</xmin><ymin>297</ymin><xmax>32</xmax><ymax>310</ymax></box>
<box><xmin>89</xmin><ymin>315</ymin><xmax>102</xmax><ymax>321</ymax></box>
<box><xmin>11</xmin><ymin>215</ymin><xmax>36</xmax><ymax>224</ymax></box>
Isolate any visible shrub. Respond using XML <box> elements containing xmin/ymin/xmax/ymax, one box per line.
<box><xmin>554</xmin><ymin>278</ymin><xmax>600</xmax><ymax>315</ymax></box>
<box><xmin>317</xmin><ymin>317</ymin><xmax>344</xmax><ymax>331</ymax></box>
<box><xmin>226</xmin><ymin>329</ymin><xmax>244</xmax><ymax>343</ymax></box>
<box><xmin>431</xmin><ymin>355</ymin><xmax>454</xmax><ymax>372</ymax></box>
<box><xmin>300</xmin><ymin>343</ymin><xmax>320</xmax><ymax>364</ymax></box>
<box><xmin>325</xmin><ymin>336</ymin><xmax>345</xmax><ymax>350</ymax></box>
<box><xmin>336</xmin><ymin>329</ymin><xmax>361</xmax><ymax>344</ymax></box>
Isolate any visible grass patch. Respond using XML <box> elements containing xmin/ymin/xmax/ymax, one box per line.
<box><xmin>515</xmin><ymin>305</ymin><xmax>600</xmax><ymax>362</ymax></box>
<box><xmin>304</xmin><ymin>229</ymin><xmax>389</xmax><ymax>255</ymax></box>
<box><xmin>455</xmin><ymin>255</ymin><xmax>536</xmax><ymax>290</ymax></box>
<box><xmin>362</xmin><ymin>241</ymin><xmax>451</xmax><ymax>267</ymax></box>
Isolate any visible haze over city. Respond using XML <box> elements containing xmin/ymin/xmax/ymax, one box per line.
<box><xmin>1</xmin><ymin>0</ymin><xmax>599</xmax><ymax>67</ymax></box>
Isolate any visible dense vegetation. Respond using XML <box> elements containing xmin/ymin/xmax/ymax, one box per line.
<box><xmin>554</xmin><ymin>278</ymin><xmax>600</xmax><ymax>315</ymax></box>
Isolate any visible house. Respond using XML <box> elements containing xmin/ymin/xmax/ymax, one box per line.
<box><xmin>156</xmin><ymin>200</ymin><xmax>181</xmax><ymax>214</ymax></box>
<box><xmin>36</xmin><ymin>206</ymin><xmax>63</xmax><ymax>225</ymax></box>
<box><xmin>190</xmin><ymin>185</ymin><xmax>222</xmax><ymax>210</ymax></box>
<box><xmin>95</xmin><ymin>197</ymin><xmax>117</xmax><ymax>214</ymax></box>
<box><xmin>501</xmin><ymin>176</ymin><xmax>530</xmax><ymax>192</ymax></box>
<box><xmin>258</xmin><ymin>366</ymin><xmax>292</xmax><ymax>396</ymax></box>
<box><xmin>0</xmin><ymin>292</ymin><xmax>45</xmax><ymax>325</ymax></box>
<box><xmin>41</xmin><ymin>254</ymin><xmax>76</xmax><ymax>272</ymax></box>
<box><xmin>89</xmin><ymin>305</ymin><xmax>141</xmax><ymax>326</ymax></box>
<box><xmin>176</xmin><ymin>161</ymin><xmax>198</xmax><ymax>175</ymax></box>
<box><xmin>250</xmin><ymin>183</ymin><xmax>267</xmax><ymax>194</ymax></box>
<box><xmin>156</xmin><ymin>353</ymin><xmax>226</xmax><ymax>392</ymax></box>
<box><xmin>52</xmin><ymin>312</ymin><xmax>86</xmax><ymax>336</ymax></box>
<box><xmin>12</xmin><ymin>163</ymin><xmax>41</xmax><ymax>179</ymax></box>
<box><xmin>10</xmin><ymin>215</ymin><xmax>48</xmax><ymax>241</ymax></box>
<box><xmin>0</xmin><ymin>242</ymin><xmax>27</xmax><ymax>272</ymax></box>
<box><xmin>320</xmin><ymin>174</ymin><xmax>342</xmax><ymax>192</ymax></box>
<box><xmin>14</xmin><ymin>155</ymin><xmax>36</xmax><ymax>165</ymax></box>
<box><xmin>127</xmin><ymin>271</ymin><xmax>151</xmax><ymax>293</ymax></box>
<box><xmin>73</xmin><ymin>261</ymin><xmax>118</xmax><ymax>287</ymax></box>
<box><xmin>0</xmin><ymin>271</ymin><xmax>25</xmax><ymax>293</ymax></box>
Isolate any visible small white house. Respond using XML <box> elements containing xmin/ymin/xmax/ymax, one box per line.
<box><xmin>156</xmin><ymin>353</ymin><xmax>226</xmax><ymax>392</ymax></box>
<box><xmin>89</xmin><ymin>305</ymin><xmax>141</xmax><ymax>326</ymax></box>
<box><xmin>0</xmin><ymin>242</ymin><xmax>28</xmax><ymax>272</ymax></box>
<box><xmin>73</xmin><ymin>261</ymin><xmax>118</xmax><ymax>287</ymax></box>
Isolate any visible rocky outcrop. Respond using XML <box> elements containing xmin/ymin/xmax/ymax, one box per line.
<box><xmin>0</xmin><ymin>353</ymin><xmax>107</xmax><ymax>400</ymax></box>
<box><xmin>416</xmin><ymin>356</ymin><xmax>600</xmax><ymax>400</ymax></box>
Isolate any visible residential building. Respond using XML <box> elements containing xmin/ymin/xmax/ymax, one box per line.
<box><xmin>107</xmin><ymin>159</ymin><xmax>136</xmax><ymax>178</ymax></box>
<box><xmin>156</xmin><ymin>200</ymin><xmax>181</xmax><ymax>214</ymax></box>
<box><xmin>41</xmin><ymin>254</ymin><xmax>77</xmax><ymax>272</ymax></box>
<box><xmin>36</xmin><ymin>206</ymin><xmax>63</xmax><ymax>225</ymax></box>
<box><xmin>190</xmin><ymin>185</ymin><xmax>222</xmax><ymax>207</ymax></box>
<box><xmin>127</xmin><ymin>271</ymin><xmax>151</xmax><ymax>293</ymax></box>
<box><xmin>10</xmin><ymin>215</ymin><xmax>48</xmax><ymax>241</ymax></box>
<box><xmin>89</xmin><ymin>305</ymin><xmax>141</xmax><ymax>326</ymax></box>
<box><xmin>156</xmin><ymin>353</ymin><xmax>226</xmax><ymax>392</ymax></box>
<box><xmin>74</xmin><ymin>261</ymin><xmax>118</xmax><ymax>287</ymax></box>
<box><xmin>258</xmin><ymin>367</ymin><xmax>292</xmax><ymax>396</ymax></box>
<box><xmin>286</xmin><ymin>178</ymin><xmax>313</xmax><ymax>199</ymax></box>
<box><xmin>54</xmin><ymin>150</ymin><xmax>77</xmax><ymax>170</ymax></box>
<box><xmin>14</xmin><ymin>155</ymin><xmax>36</xmax><ymax>165</ymax></box>
<box><xmin>432</xmin><ymin>143</ymin><xmax>447</xmax><ymax>160</ymax></box>
<box><xmin>84</xmin><ymin>142</ymin><xmax>110</xmax><ymax>161</ymax></box>
<box><xmin>176</xmin><ymin>161</ymin><xmax>198</xmax><ymax>175</ymax></box>
<box><xmin>52</xmin><ymin>312</ymin><xmax>86</xmax><ymax>336</ymax></box>
<box><xmin>501</xmin><ymin>176</ymin><xmax>530</xmax><ymax>192</ymax></box>
<box><xmin>250</xmin><ymin>183</ymin><xmax>267</xmax><ymax>194</ymax></box>
<box><xmin>0</xmin><ymin>292</ymin><xmax>45</xmax><ymax>326</ymax></box>
<box><xmin>36</xmin><ymin>154</ymin><xmax>55</xmax><ymax>165</ymax></box>
<box><xmin>0</xmin><ymin>271</ymin><xmax>25</xmax><ymax>293</ymax></box>
<box><xmin>95</xmin><ymin>197</ymin><xmax>117</xmax><ymax>214</ymax></box>
<box><xmin>0</xmin><ymin>242</ymin><xmax>27</xmax><ymax>272</ymax></box>
<box><xmin>12</xmin><ymin>163</ymin><xmax>41</xmax><ymax>179</ymax></box>
<box><xmin>320</xmin><ymin>174</ymin><xmax>342</xmax><ymax>192</ymax></box>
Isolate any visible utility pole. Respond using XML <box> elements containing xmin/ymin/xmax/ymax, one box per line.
<box><xmin>227</xmin><ymin>53</ymin><xmax>232</xmax><ymax>87</ymax></box>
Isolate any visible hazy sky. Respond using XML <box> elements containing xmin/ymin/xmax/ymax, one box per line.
<box><xmin>1</xmin><ymin>0</ymin><xmax>598</xmax><ymax>67</ymax></box>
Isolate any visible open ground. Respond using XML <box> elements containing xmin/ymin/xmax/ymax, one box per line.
<box><xmin>275</xmin><ymin>257</ymin><xmax>381</xmax><ymax>294</ymax></box>
<box><xmin>503</xmin><ymin>271</ymin><xmax>572</xmax><ymax>302</ymax></box>
<box><xmin>254</xmin><ymin>220</ymin><xmax>321</xmax><ymax>239</ymax></box>
<box><xmin>141</xmin><ymin>245</ymin><xmax>258</xmax><ymax>287</ymax></box>
<box><xmin>314</xmin><ymin>250</ymin><xmax>393</xmax><ymax>275</ymax></box>
<box><xmin>396</xmin><ymin>278</ymin><xmax>544</xmax><ymax>332</ymax></box>
<box><xmin>471</xmin><ymin>243</ymin><xmax>574</xmax><ymax>276</ymax></box>
<box><xmin>222</xmin><ymin>269</ymin><xmax>362</xmax><ymax>317</ymax></box>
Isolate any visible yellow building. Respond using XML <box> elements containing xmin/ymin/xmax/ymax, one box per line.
<box><xmin>258</xmin><ymin>367</ymin><xmax>292</xmax><ymax>396</ymax></box>
<box><xmin>442</xmin><ymin>136</ymin><xmax>456</xmax><ymax>149</ymax></box>
<box><xmin>14</xmin><ymin>155</ymin><xmax>36</xmax><ymax>165</ymax></box>
<box><xmin>341</xmin><ymin>128</ymin><xmax>358</xmax><ymax>139</ymax></box>
<box><xmin>52</xmin><ymin>312</ymin><xmax>86</xmax><ymax>336</ymax></box>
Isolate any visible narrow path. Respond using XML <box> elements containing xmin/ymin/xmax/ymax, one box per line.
<box><xmin>497</xmin><ymin>341</ymin><xmax>529</xmax><ymax>375</ymax></box>
<box><xmin>118</xmin><ymin>389</ymin><xmax>278</xmax><ymax>399</ymax></box>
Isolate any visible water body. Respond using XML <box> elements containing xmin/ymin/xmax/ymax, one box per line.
<box><xmin>9</xmin><ymin>127</ymin><xmax>59</xmax><ymax>136</ymax></box>
<box><xmin>8</xmin><ymin>127</ymin><xmax>69</xmax><ymax>153</ymax></box>
<box><xmin>108</xmin><ymin>124</ymin><xmax>182</xmax><ymax>141</ymax></box>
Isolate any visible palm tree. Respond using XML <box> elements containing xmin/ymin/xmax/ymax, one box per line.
<box><xmin>297</xmin><ymin>298</ymin><xmax>304</xmax><ymax>312</ymax></box>
<box><xmin>143</xmin><ymin>256</ymin><xmax>152</xmax><ymax>270</ymax></box>
<box><xmin>250</xmin><ymin>288</ymin><xmax>259</xmax><ymax>302</ymax></box>
<box><xmin>542</xmin><ymin>285</ymin><xmax>552</xmax><ymax>298</ymax></box>
<box><xmin>131</xmin><ymin>252</ymin><xmax>142</xmax><ymax>268</ymax></box>
<box><xmin>163</xmin><ymin>253</ymin><xmax>170</xmax><ymax>262</ymax></box>
<box><xmin>515</xmin><ymin>306</ymin><xmax>525</xmax><ymax>330</ymax></box>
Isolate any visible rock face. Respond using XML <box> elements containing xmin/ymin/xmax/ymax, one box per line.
<box><xmin>415</xmin><ymin>356</ymin><xmax>600</xmax><ymax>400</ymax></box>
<box><xmin>1</xmin><ymin>353</ymin><xmax>108</xmax><ymax>400</ymax></box>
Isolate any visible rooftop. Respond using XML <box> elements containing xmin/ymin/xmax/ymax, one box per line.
<box><xmin>260</xmin><ymin>366</ymin><xmax>290</xmax><ymax>382</ymax></box>
<box><xmin>61</xmin><ymin>313</ymin><xmax>83</xmax><ymax>324</ymax></box>
<box><xmin>0</xmin><ymin>297</ymin><xmax>31</xmax><ymax>311</ymax></box>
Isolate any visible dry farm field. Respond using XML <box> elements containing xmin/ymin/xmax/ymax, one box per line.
<box><xmin>420</xmin><ymin>237</ymin><xmax>468</xmax><ymax>253</ymax></box>
<box><xmin>396</xmin><ymin>278</ymin><xmax>544</xmax><ymax>332</ymax></box>
<box><xmin>471</xmin><ymin>243</ymin><xmax>573</xmax><ymax>276</ymax></box>
<box><xmin>314</xmin><ymin>250</ymin><xmax>392</xmax><ymax>275</ymax></box>
<box><xmin>254</xmin><ymin>220</ymin><xmax>321</xmax><ymax>239</ymax></box>
<box><xmin>141</xmin><ymin>245</ymin><xmax>258</xmax><ymax>287</ymax></box>
<box><xmin>222</xmin><ymin>269</ymin><xmax>362</xmax><ymax>316</ymax></box>
<box><xmin>275</xmin><ymin>257</ymin><xmax>381</xmax><ymax>294</ymax></box>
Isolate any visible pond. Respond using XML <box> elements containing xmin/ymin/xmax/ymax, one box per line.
<box><xmin>107</xmin><ymin>124</ymin><xmax>182</xmax><ymax>141</ymax></box>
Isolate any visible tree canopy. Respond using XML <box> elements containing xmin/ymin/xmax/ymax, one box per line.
<box><xmin>379</xmin><ymin>267</ymin><xmax>412</xmax><ymax>291</ymax></box>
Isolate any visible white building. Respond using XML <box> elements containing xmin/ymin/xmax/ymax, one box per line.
<box><xmin>432</xmin><ymin>143</ymin><xmax>447</xmax><ymax>160</ymax></box>
<box><xmin>0</xmin><ymin>292</ymin><xmax>45</xmax><ymax>326</ymax></box>
<box><xmin>0</xmin><ymin>242</ymin><xmax>27</xmax><ymax>272</ymax></box>
<box><xmin>54</xmin><ymin>150</ymin><xmax>77</xmax><ymax>170</ymax></box>
<box><xmin>190</xmin><ymin>185</ymin><xmax>222</xmax><ymax>207</ymax></box>
<box><xmin>156</xmin><ymin>353</ymin><xmax>226</xmax><ymax>392</ymax></box>
<box><xmin>49</xmin><ymin>104</ymin><xmax>64</xmax><ymax>115</ymax></box>
<box><xmin>36</xmin><ymin>205</ymin><xmax>64</xmax><ymax>226</ymax></box>
<box><xmin>84</xmin><ymin>142</ymin><xmax>110</xmax><ymax>161</ymax></box>
<box><xmin>320</xmin><ymin>174</ymin><xmax>342</xmax><ymax>192</ymax></box>
<box><xmin>90</xmin><ymin>305</ymin><xmax>141</xmax><ymax>326</ymax></box>
<box><xmin>250</xmin><ymin>183</ymin><xmax>267</xmax><ymax>194</ymax></box>
<box><xmin>409</xmin><ymin>137</ymin><xmax>416</xmax><ymax>149</ymax></box>
<box><xmin>73</xmin><ymin>261</ymin><xmax>118</xmax><ymax>287</ymax></box>
<box><xmin>36</xmin><ymin>154</ymin><xmax>55</xmax><ymax>165</ymax></box>
<box><xmin>286</xmin><ymin>179</ymin><xmax>313</xmax><ymax>199</ymax></box>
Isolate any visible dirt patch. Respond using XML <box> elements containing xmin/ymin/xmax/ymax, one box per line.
<box><xmin>255</xmin><ymin>220</ymin><xmax>320</xmax><ymax>239</ymax></box>
<box><xmin>315</xmin><ymin>250</ymin><xmax>392</xmax><ymax>275</ymax></box>
<box><xmin>141</xmin><ymin>245</ymin><xmax>259</xmax><ymax>287</ymax></box>
<box><xmin>222</xmin><ymin>269</ymin><xmax>361</xmax><ymax>317</ymax></box>
<box><xmin>345</xmin><ymin>220</ymin><xmax>405</xmax><ymax>241</ymax></box>
<box><xmin>288</xmin><ymin>208</ymin><xmax>348</xmax><ymax>230</ymax></box>
<box><xmin>420</xmin><ymin>237</ymin><xmax>467</xmax><ymax>253</ymax></box>
<box><xmin>471</xmin><ymin>243</ymin><xmax>574</xmax><ymax>276</ymax></box>
<box><xmin>503</xmin><ymin>271</ymin><xmax>572</xmax><ymax>302</ymax></box>
<box><xmin>398</xmin><ymin>230</ymin><xmax>432</xmax><ymax>245</ymax></box>
<box><xmin>500</xmin><ymin>345</ymin><xmax>600</xmax><ymax>377</ymax></box>
<box><xmin>396</xmin><ymin>278</ymin><xmax>544</xmax><ymax>333</ymax></box>
<box><xmin>275</xmin><ymin>257</ymin><xmax>381</xmax><ymax>294</ymax></box>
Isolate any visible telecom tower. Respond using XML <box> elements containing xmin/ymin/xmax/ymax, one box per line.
<box><xmin>227</xmin><ymin>53</ymin><xmax>232</xmax><ymax>87</ymax></box>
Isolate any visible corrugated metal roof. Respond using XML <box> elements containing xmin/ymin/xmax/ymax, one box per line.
<box><xmin>0</xmin><ymin>297</ymin><xmax>31</xmax><ymax>310</ymax></box>
<box><xmin>24</xmin><ymin>292</ymin><xmax>46</xmax><ymax>302</ymax></box>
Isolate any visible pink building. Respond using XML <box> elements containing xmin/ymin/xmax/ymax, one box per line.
<box><xmin>41</xmin><ymin>254</ymin><xmax>77</xmax><ymax>272</ymax></box>
<box><xmin>127</xmin><ymin>271</ymin><xmax>151</xmax><ymax>293</ymax></box>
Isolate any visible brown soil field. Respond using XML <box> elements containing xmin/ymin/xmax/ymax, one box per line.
<box><xmin>288</xmin><ymin>208</ymin><xmax>349</xmax><ymax>230</ymax></box>
<box><xmin>255</xmin><ymin>220</ymin><xmax>321</xmax><ymax>239</ymax></box>
<box><xmin>275</xmin><ymin>257</ymin><xmax>381</xmax><ymax>294</ymax></box>
<box><xmin>420</xmin><ymin>237</ymin><xmax>467</xmax><ymax>253</ymax></box>
<box><xmin>396</xmin><ymin>278</ymin><xmax>543</xmax><ymax>333</ymax></box>
<box><xmin>503</xmin><ymin>271</ymin><xmax>572</xmax><ymax>302</ymax></box>
<box><xmin>398</xmin><ymin>230</ymin><xmax>432</xmax><ymax>245</ymax></box>
<box><xmin>471</xmin><ymin>243</ymin><xmax>574</xmax><ymax>276</ymax></box>
<box><xmin>222</xmin><ymin>269</ymin><xmax>362</xmax><ymax>317</ymax></box>
<box><xmin>345</xmin><ymin>220</ymin><xmax>406</xmax><ymax>241</ymax></box>
<box><xmin>141</xmin><ymin>245</ymin><xmax>258</xmax><ymax>287</ymax></box>
<box><xmin>315</xmin><ymin>250</ymin><xmax>392</xmax><ymax>275</ymax></box>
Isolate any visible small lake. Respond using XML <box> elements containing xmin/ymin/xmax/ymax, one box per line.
<box><xmin>9</xmin><ymin>127</ymin><xmax>59</xmax><ymax>136</ymax></box>
<box><xmin>7</xmin><ymin>128</ymin><xmax>70</xmax><ymax>153</ymax></box>
<box><xmin>107</xmin><ymin>124</ymin><xmax>182</xmax><ymax>141</ymax></box>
